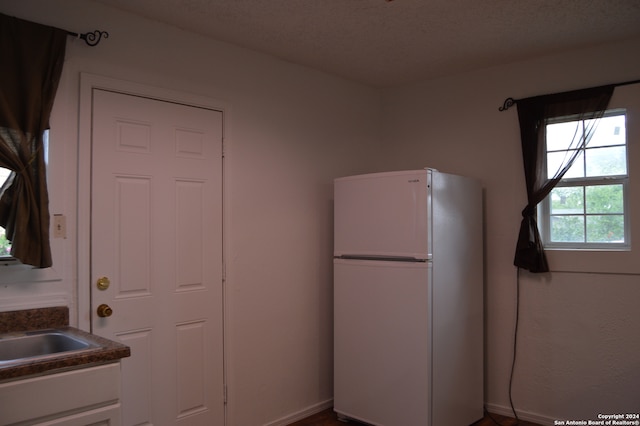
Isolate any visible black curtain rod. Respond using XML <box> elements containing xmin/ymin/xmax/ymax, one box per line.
<box><xmin>2</xmin><ymin>13</ymin><xmax>109</xmax><ymax>47</ymax></box>
<box><xmin>66</xmin><ymin>29</ymin><xmax>109</xmax><ymax>47</ymax></box>
<box><xmin>498</xmin><ymin>78</ymin><xmax>640</xmax><ymax>112</ymax></box>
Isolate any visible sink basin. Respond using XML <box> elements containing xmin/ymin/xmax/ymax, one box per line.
<box><xmin>0</xmin><ymin>330</ymin><xmax>98</xmax><ymax>363</ymax></box>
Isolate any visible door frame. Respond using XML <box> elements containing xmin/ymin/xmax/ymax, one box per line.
<box><xmin>77</xmin><ymin>72</ymin><xmax>229</xmax><ymax>414</ymax></box>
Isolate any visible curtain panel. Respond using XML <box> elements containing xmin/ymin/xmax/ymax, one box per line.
<box><xmin>514</xmin><ymin>85</ymin><xmax>614</xmax><ymax>273</ymax></box>
<box><xmin>0</xmin><ymin>13</ymin><xmax>67</xmax><ymax>267</ymax></box>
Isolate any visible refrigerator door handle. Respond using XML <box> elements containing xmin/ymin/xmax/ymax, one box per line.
<box><xmin>335</xmin><ymin>255</ymin><xmax>427</xmax><ymax>262</ymax></box>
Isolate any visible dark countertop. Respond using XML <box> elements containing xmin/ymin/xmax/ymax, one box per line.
<box><xmin>0</xmin><ymin>307</ymin><xmax>130</xmax><ymax>381</ymax></box>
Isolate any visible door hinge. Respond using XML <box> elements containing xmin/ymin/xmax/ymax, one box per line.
<box><xmin>223</xmin><ymin>384</ymin><xmax>228</xmax><ymax>404</ymax></box>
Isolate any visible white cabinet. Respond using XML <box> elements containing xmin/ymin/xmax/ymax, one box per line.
<box><xmin>0</xmin><ymin>362</ymin><xmax>121</xmax><ymax>425</ymax></box>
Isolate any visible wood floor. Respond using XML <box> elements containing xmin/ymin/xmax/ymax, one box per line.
<box><xmin>288</xmin><ymin>408</ymin><xmax>543</xmax><ymax>426</ymax></box>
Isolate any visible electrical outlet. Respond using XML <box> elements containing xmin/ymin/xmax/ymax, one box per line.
<box><xmin>53</xmin><ymin>214</ymin><xmax>66</xmax><ymax>239</ymax></box>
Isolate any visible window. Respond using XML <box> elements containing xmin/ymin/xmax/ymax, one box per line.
<box><xmin>0</xmin><ymin>166</ymin><xmax>12</xmax><ymax>256</ymax></box>
<box><xmin>0</xmin><ymin>130</ymin><xmax>50</xmax><ymax>261</ymax></box>
<box><xmin>539</xmin><ymin>110</ymin><xmax>629</xmax><ymax>249</ymax></box>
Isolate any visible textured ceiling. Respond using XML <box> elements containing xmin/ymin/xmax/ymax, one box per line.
<box><xmin>95</xmin><ymin>0</ymin><xmax>640</xmax><ymax>87</ymax></box>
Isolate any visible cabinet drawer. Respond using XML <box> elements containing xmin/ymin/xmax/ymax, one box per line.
<box><xmin>0</xmin><ymin>363</ymin><xmax>120</xmax><ymax>425</ymax></box>
<box><xmin>33</xmin><ymin>403</ymin><xmax>120</xmax><ymax>426</ymax></box>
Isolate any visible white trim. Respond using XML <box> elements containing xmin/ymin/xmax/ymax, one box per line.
<box><xmin>262</xmin><ymin>399</ymin><xmax>334</xmax><ymax>426</ymax></box>
<box><xmin>0</xmin><ymin>294</ymin><xmax>70</xmax><ymax>313</ymax></box>
<box><xmin>0</xmin><ymin>263</ymin><xmax>62</xmax><ymax>284</ymax></box>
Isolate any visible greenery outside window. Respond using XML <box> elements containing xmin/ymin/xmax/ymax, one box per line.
<box><xmin>539</xmin><ymin>110</ymin><xmax>629</xmax><ymax>249</ymax></box>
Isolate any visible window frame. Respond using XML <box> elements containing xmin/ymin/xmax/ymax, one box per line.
<box><xmin>538</xmin><ymin>109</ymin><xmax>630</xmax><ymax>251</ymax></box>
<box><xmin>0</xmin><ymin>128</ymin><xmax>62</xmax><ymax>283</ymax></box>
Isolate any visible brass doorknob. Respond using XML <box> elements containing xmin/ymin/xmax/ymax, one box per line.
<box><xmin>97</xmin><ymin>304</ymin><xmax>113</xmax><ymax>318</ymax></box>
<box><xmin>96</xmin><ymin>276</ymin><xmax>110</xmax><ymax>291</ymax></box>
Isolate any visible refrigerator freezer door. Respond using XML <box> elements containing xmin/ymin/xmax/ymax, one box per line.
<box><xmin>334</xmin><ymin>170</ymin><xmax>430</xmax><ymax>260</ymax></box>
<box><xmin>334</xmin><ymin>258</ymin><xmax>431</xmax><ymax>426</ymax></box>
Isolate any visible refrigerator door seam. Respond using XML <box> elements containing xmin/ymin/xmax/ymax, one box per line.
<box><xmin>334</xmin><ymin>255</ymin><xmax>427</xmax><ymax>262</ymax></box>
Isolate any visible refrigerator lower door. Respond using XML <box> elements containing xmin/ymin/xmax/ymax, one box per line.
<box><xmin>334</xmin><ymin>258</ymin><xmax>432</xmax><ymax>426</ymax></box>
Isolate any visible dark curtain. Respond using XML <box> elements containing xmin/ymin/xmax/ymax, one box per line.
<box><xmin>0</xmin><ymin>13</ymin><xmax>67</xmax><ymax>267</ymax></box>
<box><xmin>514</xmin><ymin>85</ymin><xmax>614</xmax><ymax>273</ymax></box>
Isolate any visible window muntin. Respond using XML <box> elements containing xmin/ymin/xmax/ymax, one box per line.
<box><xmin>541</xmin><ymin>111</ymin><xmax>629</xmax><ymax>249</ymax></box>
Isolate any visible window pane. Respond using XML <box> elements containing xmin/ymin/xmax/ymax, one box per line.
<box><xmin>546</xmin><ymin>121</ymin><xmax>582</xmax><ymax>151</ymax></box>
<box><xmin>0</xmin><ymin>167</ymin><xmax>11</xmax><ymax>256</ymax></box>
<box><xmin>0</xmin><ymin>230</ymin><xmax>10</xmax><ymax>256</ymax></box>
<box><xmin>0</xmin><ymin>167</ymin><xmax>10</xmax><ymax>185</ymax></box>
<box><xmin>550</xmin><ymin>215</ymin><xmax>584</xmax><ymax>242</ymax></box>
<box><xmin>585</xmin><ymin>184</ymin><xmax>623</xmax><ymax>214</ymax></box>
<box><xmin>585</xmin><ymin>146</ymin><xmax>627</xmax><ymax>176</ymax></box>
<box><xmin>585</xmin><ymin>115</ymin><xmax>626</xmax><ymax>148</ymax></box>
<box><xmin>547</xmin><ymin>150</ymin><xmax>584</xmax><ymax>179</ymax></box>
<box><xmin>586</xmin><ymin>215</ymin><xmax>624</xmax><ymax>243</ymax></box>
<box><xmin>542</xmin><ymin>111</ymin><xmax>628</xmax><ymax>249</ymax></box>
<box><xmin>550</xmin><ymin>186</ymin><xmax>584</xmax><ymax>214</ymax></box>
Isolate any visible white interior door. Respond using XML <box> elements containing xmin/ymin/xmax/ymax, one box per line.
<box><xmin>90</xmin><ymin>89</ymin><xmax>224</xmax><ymax>425</ymax></box>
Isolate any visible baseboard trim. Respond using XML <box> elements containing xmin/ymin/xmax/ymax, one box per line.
<box><xmin>263</xmin><ymin>399</ymin><xmax>334</xmax><ymax>426</ymax></box>
<box><xmin>485</xmin><ymin>402</ymin><xmax>554</xmax><ymax>426</ymax></box>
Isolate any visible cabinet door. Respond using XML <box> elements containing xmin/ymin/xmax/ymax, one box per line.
<box><xmin>0</xmin><ymin>363</ymin><xmax>120</xmax><ymax>425</ymax></box>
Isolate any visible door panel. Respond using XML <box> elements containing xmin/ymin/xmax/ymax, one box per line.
<box><xmin>91</xmin><ymin>89</ymin><xmax>224</xmax><ymax>425</ymax></box>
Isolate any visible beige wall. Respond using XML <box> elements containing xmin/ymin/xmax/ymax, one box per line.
<box><xmin>0</xmin><ymin>1</ymin><xmax>381</xmax><ymax>425</ymax></box>
<box><xmin>381</xmin><ymin>38</ymin><xmax>640</xmax><ymax>423</ymax></box>
<box><xmin>1</xmin><ymin>0</ymin><xmax>639</xmax><ymax>424</ymax></box>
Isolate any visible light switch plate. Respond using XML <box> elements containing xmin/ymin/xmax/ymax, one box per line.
<box><xmin>53</xmin><ymin>214</ymin><xmax>66</xmax><ymax>239</ymax></box>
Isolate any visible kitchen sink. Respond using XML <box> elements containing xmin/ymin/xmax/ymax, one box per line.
<box><xmin>0</xmin><ymin>330</ymin><xmax>98</xmax><ymax>363</ymax></box>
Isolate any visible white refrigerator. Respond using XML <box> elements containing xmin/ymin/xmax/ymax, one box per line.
<box><xmin>333</xmin><ymin>169</ymin><xmax>484</xmax><ymax>426</ymax></box>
